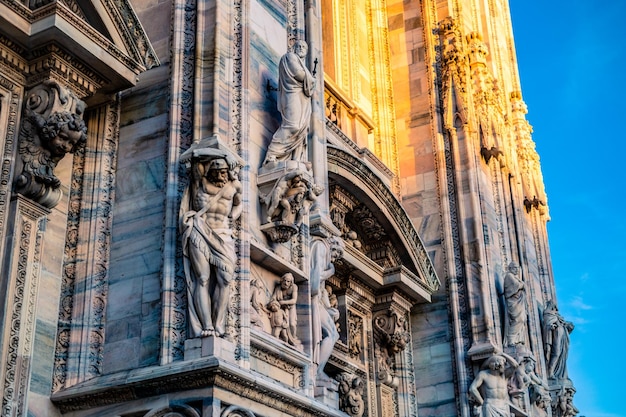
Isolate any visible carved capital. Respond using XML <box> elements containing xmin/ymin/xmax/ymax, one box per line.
<box><xmin>14</xmin><ymin>80</ymin><xmax>87</xmax><ymax>208</ymax></box>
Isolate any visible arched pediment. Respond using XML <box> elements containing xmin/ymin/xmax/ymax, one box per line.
<box><xmin>327</xmin><ymin>146</ymin><xmax>440</xmax><ymax>302</ymax></box>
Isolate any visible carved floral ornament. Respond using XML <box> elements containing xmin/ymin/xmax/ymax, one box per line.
<box><xmin>14</xmin><ymin>81</ymin><xmax>87</xmax><ymax>208</ymax></box>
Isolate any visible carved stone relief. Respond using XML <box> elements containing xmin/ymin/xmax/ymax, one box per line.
<box><xmin>14</xmin><ymin>80</ymin><xmax>87</xmax><ymax>208</ymax></box>
<box><xmin>551</xmin><ymin>387</ymin><xmax>578</xmax><ymax>417</ymax></box>
<box><xmin>336</xmin><ymin>372</ymin><xmax>366</xmax><ymax>417</ymax></box>
<box><xmin>347</xmin><ymin>311</ymin><xmax>363</xmax><ymax>360</ymax></box>
<box><xmin>268</xmin><ymin>273</ymin><xmax>302</xmax><ymax>350</ymax></box>
<box><xmin>260</xmin><ymin>170</ymin><xmax>321</xmax><ymax>244</ymax></box>
<box><xmin>373</xmin><ymin>309</ymin><xmax>410</xmax><ymax>384</ymax></box>
<box><xmin>329</xmin><ymin>184</ymin><xmax>401</xmax><ymax>268</ymax></box>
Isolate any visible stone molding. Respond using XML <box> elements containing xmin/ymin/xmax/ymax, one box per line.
<box><xmin>51</xmin><ymin>359</ymin><xmax>347</xmax><ymax>417</ymax></box>
<box><xmin>53</xmin><ymin>99</ymin><xmax>119</xmax><ymax>391</ymax></box>
<box><xmin>0</xmin><ymin>195</ymin><xmax>49</xmax><ymax>417</ymax></box>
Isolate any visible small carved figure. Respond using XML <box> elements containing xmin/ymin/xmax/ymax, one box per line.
<box><xmin>261</xmin><ymin>171</ymin><xmax>320</xmax><ymax>226</ymax></box>
<box><xmin>542</xmin><ymin>301</ymin><xmax>574</xmax><ymax>380</ymax></box>
<box><xmin>337</xmin><ymin>373</ymin><xmax>365</xmax><ymax>417</ymax></box>
<box><xmin>263</xmin><ymin>40</ymin><xmax>316</xmax><ymax>165</ymax></box>
<box><xmin>180</xmin><ymin>154</ymin><xmax>242</xmax><ymax>338</ymax></box>
<box><xmin>326</xmin><ymin>285</ymin><xmax>340</xmax><ymax>333</ymax></box>
<box><xmin>311</xmin><ymin>236</ymin><xmax>344</xmax><ymax>381</ymax></box>
<box><xmin>501</xmin><ymin>262</ymin><xmax>528</xmax><ymax>347</ymax></box>
<box><xmin>552</xmin><ymin>387</ymin><xmax>578</xmax><ymax>417</ymax></box>
<box><xmin>269</xmin><ymin>273</ymin><xmax>300</xmax><ymax>346</ymax></box>
<box><xmin>469</xmin><ymin>352</ymin><xmax>519</xmax><ymax>417</ymax></box>
<box><xmin>250</xmin><ymin>278</ymin><xmax>269</xmax><ymax>331</ymax></box>
<box><xmin>348</xmin><ymin>314</ymin><xmax>363</xmax><ymax>359</ymax></box>
<box><xmin>268</xmin><ymin>300</ymin><xmax>290</xmax><ymax>342</ymax></box>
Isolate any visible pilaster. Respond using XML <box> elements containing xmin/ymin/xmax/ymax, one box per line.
<box><xmin>0</xmin><ymin>195</ymin><xmax>49</xmax><ymax>417</ymax></box>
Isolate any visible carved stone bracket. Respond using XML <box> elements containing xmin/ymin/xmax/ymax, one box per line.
<box><xmin>14</xmin><ymin>80</ymin><xmax>87</xmax><ymax>208</ymax></box>
<box><xmin>372</xmin><ymin>304</ymin><xmax>411</xmax><ymax>385</ymax></box>
<box><xmin>336</xmin><ymin>372</ymin><xmax>366</xmax><ymax>417</ymax></box>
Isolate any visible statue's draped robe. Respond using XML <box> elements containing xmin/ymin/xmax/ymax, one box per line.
<box><xmin>542</xmin><ymin>309</ymin><xmax>570</xmax><ymax>380</ymax></box>
<box><xmin>503</xmin><ymin>272</ymin><xmax>527</xmax><ymax>346</ymax></box>
<box><xmin>264</xmin><ymin>52</ymin><xmax>314</xmax><ymax>163</ymax></box>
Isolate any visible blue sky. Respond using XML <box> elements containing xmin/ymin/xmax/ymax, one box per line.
<box><xmin>510</xmin><ymin>1</ymin><xmax>626</xmax><ymax>416</ymax></box>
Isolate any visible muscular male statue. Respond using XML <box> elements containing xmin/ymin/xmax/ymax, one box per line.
<box><xmin>469</xmin><ymin>353</ymin><xmax>518</xmax><ymax>417</ymax></box>
<box><xmin>180</xmin><ymin>156</ymin><xmax>242</xmax><ymax>338</ymax></box>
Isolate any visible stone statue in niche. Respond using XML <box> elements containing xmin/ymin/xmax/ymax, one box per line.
<box><xmin>469</xmin><ymin>352</ymin><xmax>520</xmax><ymax>417</ymax></box>
<box><xmin>501</xmin><ymin>262</ymin><xmax>528</xmax><ymax>347</ymax></box>
<box><xmin>337</xmin><ymin>373</ymin><xmax>365</xmax><ymax>417</ymax></box>
<box><xmin>268</xmin><ymin>273</ymin><xmax>301</xmax><ymax>348</ymax></box>
<box><xmin>14</xmin><ymin>81</ymin><xmax>87</xmax><ymax>208</ymax></box>
<box><xmin>310</xmin><ymin>236</ymin><xmax>344</xmax><ymax>382</ymax></box>
<box><xmin>542</xmin><ymin>301</ymin><xmax>574</xmax><ymax>381</ymax></box>
<box><xmin>250</xmin><ymin>277</ymin><xmax>269</xmax><ymax>331</ymax></box>
<box><xmin>179</xmin><ymin>149</ymin><xmax>242</xmax><ymax>338</ymax></box>
<box><xmin>262</xmin><ymin>40</ymin><xmax>316</xmax><ymax>167</ymax></box>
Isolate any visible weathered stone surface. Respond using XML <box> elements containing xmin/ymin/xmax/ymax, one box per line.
<box><xmin>0</xmin><ymin>0</ymin><xmax>575</xmax><ymax>415</ymax></box>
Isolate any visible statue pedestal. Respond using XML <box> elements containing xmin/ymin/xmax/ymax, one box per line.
<box><xmin>314</xmin><ymin>379</ymin><xmax>339</xmax><ymax>409</ymax></box>
<box><xmin>183</xmin><ymin>336</ymin><xmax>236</xmax><ymax>362</ymax></box>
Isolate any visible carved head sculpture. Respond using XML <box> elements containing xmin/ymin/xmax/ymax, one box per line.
<box><xmin>328</xmin><ymin>236</ymin><xmax>345</xmax><ymax>263</ymax></box>
<box><xmin>483</xmin><ymin>355</ymin><xmax>506</xmax><ymax>373</ymax></box>
<box><xmin>280</xmin><ymin>273</ymin><xmax>294</xmax><ymax>290</ymax></box>
<box><xmin>40</xmin><ymin>111</ymin><xmax>87</xmax><ymax>159</ymax></box>
<box><xmin>293</xmin><ymin>40</ymin><xmax>308</xmax><ymax>59</ymax></box>
<box><xmin>206</xmin><ymin>157</ymin><xmax>229</xmax><ymax>187</ymax></box>
<box><xmin>507</xmin><ymin>262</ymin><xmax>519</xmax><ymax>275</ymax></box>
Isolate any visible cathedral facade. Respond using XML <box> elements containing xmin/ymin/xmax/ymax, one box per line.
<box><xmin>0</xmin><ymin>0</ymin><xmax>577</xmax><ymax>416</ymax></box>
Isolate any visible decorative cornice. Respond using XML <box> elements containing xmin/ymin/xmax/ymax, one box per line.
<box><xmin>51</xmin><ymin>359</ymin><xmax>346</xmax><ymax>416</ymax></box>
